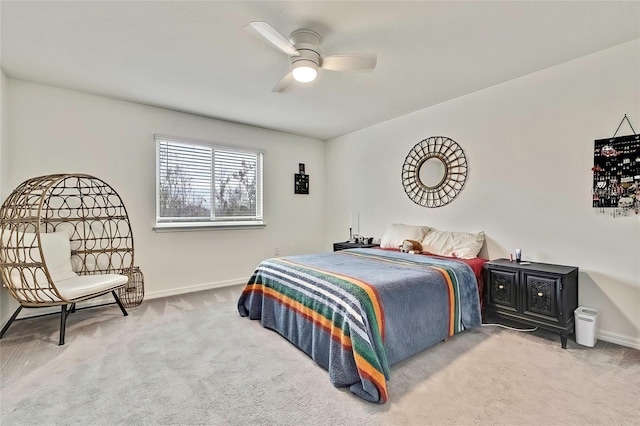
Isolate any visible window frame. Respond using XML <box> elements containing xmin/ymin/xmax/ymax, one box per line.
<box><xmin>154</xmin><ymin>134</ymin><xmax>265</xmax><ymax>231</ymax></box>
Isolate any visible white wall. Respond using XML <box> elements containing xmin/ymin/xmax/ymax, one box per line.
<box><xmin>2</xmin><ymin>41</ymin><xmax>639</xmax><ymax>349</ymax></box>
<box><xmin>0</xmin><ymin>71</ymin><xmax>7</xmax><ymax>195</ymax></box>
<box><xmin>0</xmin><ymin>69</ymin><xmax>11</xmax><ymax>320</ymax></box>
<box><xmin>2</xmin><ymin>79</ymin><xmax>326</xmax><ymax>323</ymax></box>
<box><xmin>325</xmin><ymin>40</ymin><xmax>640</xmax><ymax>348</ymax></box>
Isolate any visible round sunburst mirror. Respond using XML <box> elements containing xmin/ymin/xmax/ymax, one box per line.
<box><xmin>402</xmin><ymin>136</ymin><xmax>468</xmax><ymax>208</ymax></box>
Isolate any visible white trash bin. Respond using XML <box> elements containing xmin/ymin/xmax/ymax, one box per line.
<box><xmin>574</xmin><ymin>307</ymin><xmax>600</xmax><ymax>347</ymax></box>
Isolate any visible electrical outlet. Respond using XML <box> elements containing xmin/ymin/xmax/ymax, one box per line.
<box><xmin>274</xmin><ymin>247</ymin><xmax>280</xmax><ymax>257</ymax></box>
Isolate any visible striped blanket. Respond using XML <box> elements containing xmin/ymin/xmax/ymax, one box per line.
<box><xmin>237</xmin><ymin>248</ymin><xmax>482</xmax><ymax>403</ymax></box>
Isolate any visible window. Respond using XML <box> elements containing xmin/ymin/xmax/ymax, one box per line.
<box><xmin>155</xmin><ymin>135</ymin><xmax>264</xmax><ymax>229</ymax></box>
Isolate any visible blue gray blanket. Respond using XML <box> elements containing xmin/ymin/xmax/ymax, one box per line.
<box><xmin>237</xmin><ymin>248</ymin><xmax>482</xmax><ymax>403</ymax></box>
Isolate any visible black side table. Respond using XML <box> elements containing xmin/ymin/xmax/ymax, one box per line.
<box><xmin>333</xmin><ymin>242</ymin><xmax>380</xmax><ymax>252</ymax></box>
<box><xmin>484</xmin><ymin>258</ymin><xmax>578</xmax><ymax>348</ymax></box>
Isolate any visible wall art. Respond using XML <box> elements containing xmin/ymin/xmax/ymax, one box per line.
<box><xmin>592</xmin><ymin>115</ymin><xmax>640</xmax><ymax>215</ymax></box>
<box><xmin>402</xmin><ymin>136</ymin><xmax>468</xmax><ymax>208</ymax></box>
<box><xmin>295</xmin><ymin>163</ymin><xmax>309</xmax><ymax>194</ymax></box>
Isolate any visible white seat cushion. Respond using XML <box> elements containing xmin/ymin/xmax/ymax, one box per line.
<box><xmin>55</xmin><ymin>273</ymin><xmax>128</xmax><ymax>300</ymax></box>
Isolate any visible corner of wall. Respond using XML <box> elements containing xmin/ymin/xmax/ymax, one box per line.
<box><xmin>0</xmin><ymin>70</ymin><xmax>16</xmax><ymax>325</ymax></box>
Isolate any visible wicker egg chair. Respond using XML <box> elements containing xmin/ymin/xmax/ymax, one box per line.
<box><xmin>0</xmin><ymin>174</ymin><xmax>134</xmax><ymax>345</ymax></box>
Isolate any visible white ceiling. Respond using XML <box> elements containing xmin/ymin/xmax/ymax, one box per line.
<box><xmin>2</xmin><ymin>1</ymin><xmax>639</xmax><ymax>141</ymax></box>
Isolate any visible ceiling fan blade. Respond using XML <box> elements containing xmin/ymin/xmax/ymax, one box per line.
<box><xmin>272</xmin><ymin>73</ymin><xmax>295</xmax><ymax>93</ymax></box>
<box><xmin>321</xmin><ymin>54</ymin><xmax>377</xmax><ymax>72</ymax></box>
<box><xmin>245</xmin><ymin>22</ymin><xmax>300</xmax><ymax>57</ymax></box>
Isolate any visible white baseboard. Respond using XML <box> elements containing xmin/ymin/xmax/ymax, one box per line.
<box><xmin>5</xmin><ymin>278</ymin><xmax>249</xmax><ymax>321</ymax></box>
<box><xmin>144</xmin><ymin>277</ymin><xmax>248</xmax><ymax>300</ymax></box>
<box><xmin>598</xmin><ymin>330</ymin><xmax>640</xmax><ymax>350</ymax></box>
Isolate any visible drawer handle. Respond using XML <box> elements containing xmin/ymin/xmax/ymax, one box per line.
<box><xmin>537</xmin><ymin>292</ymin><xmax>544</xmax><ymax>297</ymax></box>
<box><xmin>498</xmin><ymin>285</ymin><xmax>504</xmax><ymax>289</ymax></box>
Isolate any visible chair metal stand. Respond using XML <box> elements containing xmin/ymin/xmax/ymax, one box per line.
<box><xmin>112</xmin><ymin>291</ymin><xmax>129</xmax><ymax>317</ymax></box>
<box><xmin>59</xmin><ymin>305</ymin><xmax>68</xmax><ymax>346</ymax></box>
<box><xmin>1</xmin><ymin>291</ymin><xmax>129</xmax><ymax>346</ymax></box>
<box><xmin>0</xmin><ymin>306</ymin><xmax>24</xmax><ymax>339</ymax></box>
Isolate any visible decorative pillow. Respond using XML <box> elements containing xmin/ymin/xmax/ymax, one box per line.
<box><xmin>421</xmin><ymin>230</ymin><xmax>485</xmax><ymax>259</ymax></box>
<box><xmin>380</xmin><ymin>224</ymin><xmax>431</xmax><ymax>249</ymax></box>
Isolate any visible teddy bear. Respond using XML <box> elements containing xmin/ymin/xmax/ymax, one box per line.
<box><xmin>400</xmin><ymin>239</ymin><xmax>423</xmax><ymax>253</ymax></box>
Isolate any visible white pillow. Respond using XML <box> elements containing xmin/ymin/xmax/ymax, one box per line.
<box><xmin>421</xmin><ymin>230</ymin><xmax>485</xmax><ymax>259</ymax></box>
<box><xmin>380</xmin><ymin>224</ymin><xmax>431</xmax><ymax>249</ymax></box>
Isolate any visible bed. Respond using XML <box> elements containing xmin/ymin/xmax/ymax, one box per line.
<box><xmin>237</xmin><ymin>247</ymin><xmax>486</xmax><ymax>403</ymax></box>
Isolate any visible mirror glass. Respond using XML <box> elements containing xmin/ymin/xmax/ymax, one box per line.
<box><xmin>419</xmin><ymin>157</ymin><xmax>446</xmax><ymax>188</ymax></box>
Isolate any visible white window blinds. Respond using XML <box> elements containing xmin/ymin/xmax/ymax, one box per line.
<box><xmin>155</xmin><ymin>135</ymin><xmax>264</xmax><ymax>228</ymax></box>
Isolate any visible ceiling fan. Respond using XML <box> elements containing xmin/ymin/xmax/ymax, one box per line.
<box><xmin>246</xmin><ymin>22</ymin><xmax>377</xmax><ymax>93</ymax></box>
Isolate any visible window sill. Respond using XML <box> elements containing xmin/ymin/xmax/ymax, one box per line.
<box><xmin>153</xmin><ymin>221</ymin><xmax>266</xmax><ymax>232</ymax></box>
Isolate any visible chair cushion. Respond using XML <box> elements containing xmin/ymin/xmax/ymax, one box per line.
<box><xmin>55</xmin><ymin>273</ymin><xmax>128</xmax><ymax>301</ymax></box>
<box><xmin>39</xmin><ymin>232</ymin><xmax>78</xmax><ymax>282</ymax></box>
<box><xmin>3</xmin><ymin>231</ymin><xmax>77</xmax><ymax>293</ymax></box>
<box><xmin>3</xmin><ymin>231</ymin><xmax>127</xmax><ymax>302</ymax></box>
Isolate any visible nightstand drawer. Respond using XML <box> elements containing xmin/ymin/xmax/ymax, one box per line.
<box><xmin>523</xmin><ymin>273</ymin><xmax>560</xmax><ymax>322</ymax></box>
<box><xmin>487</xmin><ymin>269</ymin><xmax>518</xmax><ymax>311</ymax></box>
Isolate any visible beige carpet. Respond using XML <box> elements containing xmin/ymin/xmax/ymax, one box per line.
<box><xmin>1</xmin><ymin>284</ymin><xmax>639</xmax><ymax>425</ymax></box>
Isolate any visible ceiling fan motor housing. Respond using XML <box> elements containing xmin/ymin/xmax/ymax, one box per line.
<box><xmin>289</xmin><ymin>29</ymin><xmax>321</xmax><ymax>68</ymax></box>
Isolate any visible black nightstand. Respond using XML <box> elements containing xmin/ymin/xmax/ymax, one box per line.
<box><xmin>333</xmin><ymin>242</ymin><xmax>380</xmax><ymax>252</ymax></box>
<box><xmin>484</xmin><ymin>258</ymin><xmax>579</xmax><ymax>348</ymax></box>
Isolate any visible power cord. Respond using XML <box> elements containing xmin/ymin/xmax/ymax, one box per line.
<box><xmin>482</xmin><ymin>323</ymin><xmax>538</xmax><ymax>332</ymax></box>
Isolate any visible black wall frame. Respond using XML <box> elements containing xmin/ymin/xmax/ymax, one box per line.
<box><xmin>294</xmin><ymin>163</ymin><xmax>309</xmax><ymax>194</ymax></box>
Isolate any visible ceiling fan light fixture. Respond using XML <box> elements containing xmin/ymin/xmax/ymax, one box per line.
<box><xmin>247</xmin><ymin>21</ymin><xmax>376</xmax><ymax>92</ymax></box>
<box><xmin>292</xmin><ymin>61</ymin><xmax>318</xmax><ymax>83</ymax></box>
